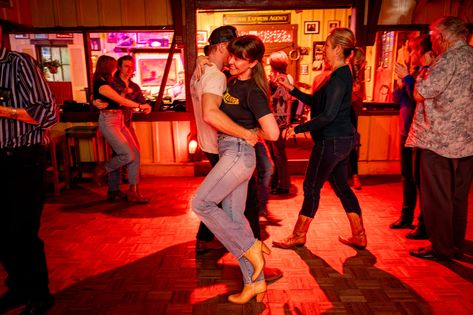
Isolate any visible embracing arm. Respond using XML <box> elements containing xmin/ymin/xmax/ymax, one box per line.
<box><xmin>98</xmin><ymin>85</ymin><xmax>142</xmax><ymax>109</ymax></box>
<box><xmin>202</xmin><ymin>93</ymin><xmax>258</xmax><ymax>145</ymax></box>
<box><xmin>257</xmin><ymin>113</ymin><xmax>279</xmax><ymax>141</ymax></box>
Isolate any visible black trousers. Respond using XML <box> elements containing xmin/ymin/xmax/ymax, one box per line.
<box><xmin>0</xmin><ymin>145</ymin><xmax>50</xmax><ymax>299</ymax></box>
<box><xmin>420</xmin><ymin>149</ymin><xmax>473</xmax><ymax>258</ymax></box>
<box><xmin>196</xmin><ymin>151</ymin><xmax>260</xmax><ymax>241</ymax></box>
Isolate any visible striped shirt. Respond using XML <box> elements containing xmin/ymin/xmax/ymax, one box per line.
<box><xmin>0</xmin><ymin>47</ymin><xmax>58</xmax><ymax>149</ymax></box>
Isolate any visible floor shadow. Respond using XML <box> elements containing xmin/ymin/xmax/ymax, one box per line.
<box><xmin>45</xmin><ymin>241</ymin><xmax>266</xmax><ymax>315</ymax></box>
<box><xmin>438</xmin><ymin>240</ymin><xmax>473</xmax><ymax>284</ymax></box>
<box><xmin>294</xmin><ymin>247</ymin><xmax>432</xmax><ymax>314</ymax></box>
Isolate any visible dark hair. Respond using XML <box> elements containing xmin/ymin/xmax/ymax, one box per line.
<box><xmin>203</xmin><ymin>45</ymin><xmax>210</xmax><ymax>56</ymax></box>
<box><xmin>415</xmin><ymin>34</ymin><xmax>432</xmax><ymax>55</ymax></box>
<box><xmin>208</xmin><ymin>25</ymin><xmax>238</xmax><ymax>45</ymax></box>
<box><xmin>228</xmin><ymin>35</ymin><xmax>269</xmax><ymax>98</ymax></box>
<box><xmin>93</xmin><ymin>55</ymin><xmax>117</xmax><ymax>84</ymax></box>
<box><xmin>117</xmin><ymin>55</ymin><xmax>134</xmax><ymax>68</ymax></box>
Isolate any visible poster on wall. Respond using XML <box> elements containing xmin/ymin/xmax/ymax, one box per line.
<box><xmin>312</xmin><ymin>41</ymin><xmax>325</xmax><ymax>71</ymax></box>
<box><xmin>139</xmin><ymin>58</ymin><xmax>177</xmax><ymax>87</ymax></box>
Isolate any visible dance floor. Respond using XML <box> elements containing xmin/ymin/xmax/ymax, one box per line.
<box><xmin>2</xmin><ymin>175</ymin><xmax>473</xmax><ymax>315</ymax></box>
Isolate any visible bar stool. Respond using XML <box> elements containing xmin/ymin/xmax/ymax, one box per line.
<box><xmin>65</xmin><ymin>126</ymin><xmax>108</xmax><ymax>181</ymax></box>
<box><xmin>46</xmin><ymin>130</ymin><xmax>71</xmax><ymax>196</ymax></box>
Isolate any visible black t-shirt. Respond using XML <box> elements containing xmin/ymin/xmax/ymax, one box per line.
<box><xmin>220</xmin><ymin>79</ymin><xmax>271</xmax><ymax>129</ymax></box>
<box><xmin>93</xmin><ymin>78</ymin><xmax>121</xmax><ymax>110</ymax></box>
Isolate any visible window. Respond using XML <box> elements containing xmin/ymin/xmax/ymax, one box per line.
<box><xmin>37</xmin><ymin>45</ymin><xmax>71</xmax><ymax>82</ymax></box>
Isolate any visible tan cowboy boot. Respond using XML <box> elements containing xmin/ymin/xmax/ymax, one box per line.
<box><xmin>243</xmin><ymin>240</ymin><xmax>271</xmax><ymax>282</ymax></box>
<box><xmin>339</xmin><ymin>212</ymin><xmax>367</xmax><ymax>249</ymax></box>
<box><xmin>272</xmin><ymin>215</ymin><xmax>313</xmax><ymax>249</ymax></box>
<box><xmin>228</xmin><ymin>280</ymin><xmax>266</xmax><ymax>304</ymax></box>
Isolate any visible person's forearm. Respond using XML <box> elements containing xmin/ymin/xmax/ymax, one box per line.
<box><xmin>0</xmin><ymin>106</ymin><xmax>38</xmax><ymax>124</ymax></box>
<box><xmin>204</xmin><ymin>108</ymin><xmax>253</xmax><ymax>140</ymax></box>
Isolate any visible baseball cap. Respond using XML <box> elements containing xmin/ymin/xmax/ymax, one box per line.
<box><xmin>208</xmin><ymin>25</ymin><xmax>238</xmax><ymax>45</ymax></box>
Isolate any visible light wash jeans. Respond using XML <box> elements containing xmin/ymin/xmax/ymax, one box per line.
<box><xmin>192</xmin><ymin>134</ymin><xmax>263</xmax><ymax>284</ymax></box>
<box><xmin>98</xmin><ymin>111</ymin><xmax>140</xmax><ymax>186</ymax></box>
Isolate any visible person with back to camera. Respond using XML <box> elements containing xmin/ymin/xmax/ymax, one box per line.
<box><xmin>267</xmin><ymin>51</ymin><xmax>292</xmax><ymax>197</ymax></box>
<box><xmin>407</xmin><ymin>16</ymin><xmax>473</xmax><ymax>261</ymax></box>
<box><xmin>389</xmin><ymin>34</ymin><xmax>434</xmax><ymax>241</ymax></box>
<box><xmin>192</xmin><ymin>35</ymin><xmax>279</xmax><ymax>304</ymax></box>
<box><xmin>272</xmin><ymin>28</ymin><xmax>367</xmax><ymax>250</ymax></box>
<box><xmin>93</xmin><ymin>55</ymin><xmax>152</xmax><ymax>203</ymax></box>
<box><xmin>348</xmin><ymin>47</ymin><xmax>365</xmax><ymax>190</ymax></box>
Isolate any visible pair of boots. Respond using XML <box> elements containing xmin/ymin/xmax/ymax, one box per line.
<box><xmin>272</xmin><ymin>213</ymin><xmax>367</xmax><ymax>249</ymax></box>
<box><xmin>126</xmin><ymin>184</ymin><xmax>149</xmax><ymax>204</ymax></box>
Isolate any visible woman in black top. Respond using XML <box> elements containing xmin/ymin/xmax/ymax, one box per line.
<box><xmin>192</xmin><ymin>35</ymin><xmax>279</xmax><ymax>304</ymax></box>
<box><xmin>273</xmin><ymin>28</ymin><xmax>367</xmax><ymax>250</ymax></box>
<box><xmin>93</xmin><ymin>55</ymin><xmax>151</xmax><ymax>203</ymax></box>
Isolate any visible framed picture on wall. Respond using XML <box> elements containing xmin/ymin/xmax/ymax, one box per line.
<box><xmin>90</xmin><ymin>38</ymin><xmax>101</xmax><ymax>51</ymax></box>
<box><xmin>312</xmin><ymin>41</ymin><xmax>325</xmax><ymax>71</ymax></box>
<box><xmin>197</xmin><ymin>31</ymin><xmax>208</xmax><ymax>47</ymax></box>
<box><xmin>304</xmin><ymin>21</ymin><xmax>320</xmax><ymax>34</ymax></box>
<box><xmin>328</xmin><ymin>20</ymin><xmax>340</xmax><ymax>31</ymax></box>
<box><xmin>139</xmin><ymin>58</ymin><xmax>177</xmax><ymax>87</ymax></box>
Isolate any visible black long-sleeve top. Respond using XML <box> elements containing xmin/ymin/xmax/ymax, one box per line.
<box><xmin>291</xmin><ymin>64</ymin><xmax>355</xmax><ymax>141</ymax></box>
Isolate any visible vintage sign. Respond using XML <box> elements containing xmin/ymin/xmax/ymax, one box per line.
<box><xmin>223</xmin><ymin>13</ymin><xmax>290</xmax><ymax>25</ymax></box>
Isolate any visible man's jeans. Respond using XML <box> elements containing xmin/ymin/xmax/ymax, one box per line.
<box><xmin>300</xmin><ymin>135</ymin><xmax>362</xmax><ymax>218</ymax></box>
<box><xmin>255</xmin><ymin>141</ymin><xmax>273</xmax><ymax>213</ymax></box>
<box><xmin>192</xmin><ymin>135</ymin><xmax>263</xmax><ymax>284</ymax></box>
<box><xmin>99</xmin><ymin>111</ymin><xmax>140</xmax><ymax>186</ymax></box>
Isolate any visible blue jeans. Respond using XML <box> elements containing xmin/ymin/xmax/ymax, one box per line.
<box><xmin>192</xmin><ymin>134</ymin><xmax>263</xmax><ymax>284</ymax></box>
<box><xmin>98</xmin><ymin>111</ymin><xmax>141</xmax><ymax>187</ymax></box>
<box><xmin>300</xmin><ymin>136</ymin><xmax>361</xmax><ymax>218</ymax></box>
<box><xmin>255</xmin><ymin>141</ymin><xmax>273</xmax><ymax>213</ymax></box>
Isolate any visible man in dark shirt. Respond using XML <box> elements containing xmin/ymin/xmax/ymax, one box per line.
<box><xmin>0</xmin><ymin>24</ymin><xmax>58</xmax><ymax>315</ymax></box>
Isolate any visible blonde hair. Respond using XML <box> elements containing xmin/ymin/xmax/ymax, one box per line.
<box><xmin>327</xmin><ymin>28</ymin><xmax>356</xmax><ymax>59</ymax></box>
<box><xmin>269</xmin><ymin>51</ymin><xmax>289</xmax><ymax>74</ymax></box>
<box><xmin>432</xmin><ymin>16</ymin><xmax>469</xmax><ymax>42</ymax></box>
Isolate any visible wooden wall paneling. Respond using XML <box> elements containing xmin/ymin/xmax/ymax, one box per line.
<box><xmin>367</xmin><ymin>116</ymin><xmax>393</xmax><ymax>161</ymax></box>
<box><xmin>54</xmin><ymin>0</ymin><xmax>78</xmax><ymax>27</ymax></box>
<box><xmin>135</xmin><ymin>122</ymin><xmax>154</xmax><ymax>164</ymax></box>
<box><xmin>99</xmin><ymin>0</ymin><xmax>122</xmax><ymax>26</ymax></box>
<box><xmin>156</xmin><ymin>122</ymin><xmax>176</xmax><ymax>163</ymax></box>
<box><xmin>3</xmin><ymin>0</ymin><xmax>32</xmax><ymax>25</ymax></box>
<box><xmin>144</xmin><ymin>0</ymin><xmax>172</xmax><ymax>26</ymax></box>
<box><xmin>122</xmin><ymin>0</ymin><xmax>146</xmax><ymax>26</ymax></box>
<box><xmin>358</xmin><ymin>116</ymin><xmax>370</xmax><ymax>161</ymax></box>
<box><xmin>76</xmin><ymin>0</ymin><xmax>100</xmax><ymax>27</ymax></box>
<box><xmin>68</xmin><ymin>46</ymin><xmax>88</xmax><ymax>102</ymax></box>
<box><xmin>172</xmin><ymin>121</ymin><xmax>190</xmax><ymax>162</ymax></box>
<box><xmin>30</xmin><ymin>0</ymin><xmax>56</xmax><ymax>27</ymax></box>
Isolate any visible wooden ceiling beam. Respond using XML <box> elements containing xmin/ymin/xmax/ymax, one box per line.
<box><xmin>196</xmin><ymin>0</ymin><xmax>352</xmax><ymax>10</ymax></box>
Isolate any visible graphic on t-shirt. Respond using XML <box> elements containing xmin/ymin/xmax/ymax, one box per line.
<box><xmin>223</xmin><ymin>89</ymin><xmax>239</xmax><ymax>105</ymax></box>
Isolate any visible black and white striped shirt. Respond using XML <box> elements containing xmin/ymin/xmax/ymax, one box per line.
<box><xmin>0</xmin><ymin>47</ymin><xmax>58</xmax><ymax>149</ymax></box>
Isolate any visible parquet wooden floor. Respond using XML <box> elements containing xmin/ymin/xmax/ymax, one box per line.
<box><xmin>2</xmin><ymin>175</ymin><xmax>473</xmax><ymax>315</ymax></box>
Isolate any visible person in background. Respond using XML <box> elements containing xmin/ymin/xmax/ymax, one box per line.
<box><xmin>407</xmin><ymin>16</ymin><xmax>473</xmax><ymax>261</ymax></box>
<box><xmin>267</xmin><ymin>51</ymin><xmax>292</xmax><ymax>196</ymax></box>
<box><xmin>191</xmin><ymin>26</ymin><xmax>283</xmax><ymax>283</ymax></box>
<box><xmin>390</xmin><ymin>35</ymin><xmax>434</xmax><ymax>241</ymax></box>
<box><xmin>192</xmin><ymin>35</ymin><xmax>279</xmax><ymax>304</ymax></box>
<box><xmin>0</xmin><ymin>24</ymin><xmax>57</xmax><ymax>315</ymax></box>
<box><xmin>93</xmin><ymin>55</ymin><xmax>152</xmax><ymax>203</ymax></box>
<box><xmin>348</xmin><ymin>48</ymin><xmax>365</xmax><ymax>190</ymax></box>
<box><xmin>273</xmin><ymin>28</ymin><xmax>367</xmax><ymax>251</ymax></box>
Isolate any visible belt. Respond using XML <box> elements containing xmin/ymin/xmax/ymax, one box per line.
<box><xmin>101</xmin><ymin>109</ymin><xmax>122</xmax><ymax>113</ymax></box>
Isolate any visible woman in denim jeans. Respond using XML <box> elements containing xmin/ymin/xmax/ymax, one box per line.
<box><xmin>192</xmin><ymin>35</ymin><xmax>279</xmax><ymax>304</ymax></box>
<box><xmin>273</xmin><ymin>28</ymin><xmax>367</xmax><ymax>250</ymax></box>
<box><xmin>92</xmin><ymin>55</ymin><xmax>152</xmax><ymax>203</ymax></box>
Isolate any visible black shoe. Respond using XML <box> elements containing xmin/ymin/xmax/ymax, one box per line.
<box><xmin>0</xmin><ymin>290</ymin><xmax>27</xmax><ymax>313</ymax></box>
<box><xmin>409</xmin><ymin>246</ymin><xmax>450</xmax><ymax>261</ymax></box>
<box><xmin>107</xmin><ymin>190</ymin><xmax>127</xmax><ymax>202</ymax></box>
<box><xmin>271</xmin><ymin>188</ymin><xmax>290</xmax><ymax>195</ymax></box>
<box><xmin>406</xmin><ymin>227</ymin><xmax>428</xmax><ymax>240</ymax></box>
<box><xmin>263</xmin><ymin>267</ymin><xmax>283</xmax><ymax>284</ymax></box>
<box><xmin>19</xmin><ymin>294</ymin><xmax>54</xmax><ymax>315</ymax></box>
<box><xmin>196</xmin><ymin>239</ymin><xmax>225</xmax><ymax>254</ymax></box>
<box><xmin>389</xmin><ymin>217</ymin><xmax>413</xmax><ymax>229</ymax></box>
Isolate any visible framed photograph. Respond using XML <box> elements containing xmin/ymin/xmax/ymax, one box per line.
<box><xmin>56</xmin><ymin>33</ymin><xmax>73</xmax><ymax>38</ymax></box>
<box><xmin>300</xmin><ymin>64</ymin><xmax>309</xmax><ymax>75</ymax></box>
<box><xmin>312</xmin><ymin>41</ymin><xmax>325</xmax><ymax>70</ymax></box>
<box><xmin>34</xmin><ymin>34</ymin><xmax>48</xmax><ymax>39</ymax></box>
<box><xmin>90</xmin><ymin>38</ymin><xmax>101</xmax><ymax>51</ymax></box>
<box><xmin>304</xmin><ymin>21</ymin><xmax>320</xmax><ymax>34</ymax></box>
<box><xmin>328</xmin><ymin>20</ymin><xmax>340</xmax><ymax>31</ymax></box>
<box><xmin>139</xmin><ymin>58</ymin><xmax>177</xmax><ymax>87</ymax></box>
<box><xmin>14</xmin><ymin>34</ymin><xmax>29</xmax><ymax>39</ymax></box>
<box><xmin>197</xmin><ymin>31</ymin><xmax>208</xmax><ymax>47</ymax></box>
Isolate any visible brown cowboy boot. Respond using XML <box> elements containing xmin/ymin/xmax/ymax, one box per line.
<box><xmin>126</xmin><ymin>184</ymin><xmax>149</xmax><ymax>204</ymax></box>
<box><xmin>339</xmin><ymin>212</ymin><xmax>367</xmax><ymax>249</ymax></box>
<box><xmin>272</xmin><ymin>215</ymin><xmax>313</xmax><ymax>249</ymax></box>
